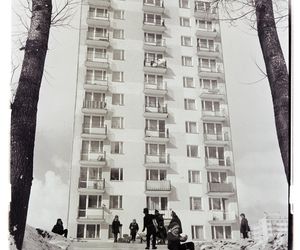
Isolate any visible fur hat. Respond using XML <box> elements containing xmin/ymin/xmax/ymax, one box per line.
<box><xmin>169</xmin><ymin>222</ymin><xmax>180</xmax><ymax>230</ymax></box>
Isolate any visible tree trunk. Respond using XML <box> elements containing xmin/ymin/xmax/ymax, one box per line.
<box><xmin>10</xmin><ymin>1</ymin><xmax>52</xmax><ymax>249</ymax></box>
<box><xmin>255</xmin><ymin>0</ymin><xmax>290</xmax><ymax>184</ymax></box>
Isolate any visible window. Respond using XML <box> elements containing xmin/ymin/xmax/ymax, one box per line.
<box><xmin>199</xmin><ymin>58</ymin><xmax>217</xmax><ymax>71</ymax></box>
<box><xmin>203</xmin><ymin>123</ymin><xmax>222</xmax><ymax>135</ymax></box>
<box><xmin>82</xmin><ymin>140</ymin><xmax>103</xmax><ymax>153</ymax></box>
<box><xmin>113</xmin><ymin>49</ymin><xmax>125</xmax><ymax>60</ymax></box>
<box><xmin>111</xmin><ymin>168</ymin><xmax>123</xmax><ymax>180</ymax></box>
<box><xmin>201</xmin><ymin>100</ymin><xmax>220</xmax><ymax>111</ymax></box>
<box><xmin>197</xmin><ymin>38</ymin><xmax>215</xmax><ymax>50</ymax></box>
<box><xmin>211</xmin><ymin>226</ymin><xmax>232</xmax><ymax>240</ymax></box>
<box><xmin>87</xmin><ymin>47</ymin><xmax>107</xmax><ymax>61</ymax></box>
<box><xmin>187</xmin><ymin>145</ymin><xmax>199</xmax><ymax>158</ymax></box>
<box><xmin>182</xmin><ymin>56</ymin><xmax>193</xmax><ymax>67</ymax></box>
<box><xmin>114</xmin><ymin>9</ymin><xmax>125</xmax><ymax>19</ymax></box>
<box><xmin>111</xmin><ymin>141</ymin><xmax>123</xmax><ymax>154</ymax></box>
<box><xmin>180</xmin><ymin>17</ymin><xmax>190</xmax><ymax>27</ymax></box>
<box><xmin>83</xmin><ymin>115</ymin><xmax>105</xmax><ymax>130</ymax></box>
<box><xmin>112</xmin><ymin>93</ymin><xmax>124</xmax><ymax>105</ymax></box>
<box><xmin>188</xmin><ymin>170</ymin><xmax>201</xmax><ymax>183</ymax></box>
<box><xmin>190</xmin><ymin>197</ymin><xmax>202</xmax><ymax>210</ymax></box>
<box><xmin>144</xmin><ymin>13</ymin><xmax>163</xmax><ymax>25</ymax></box>
<box><xmin>207</xmin><ymin>171</ymin><xmax>227</xmax><ymax>183</ymax></box>
<box><xmin>88</xmin><ymin>7</ymin><xmax>108</xmax><ymax>19</ymax></box>
<box><xmin>195</xmin><ymin>1</ymin><xmax>217</xmax><ymax>13</ymax></box>
<box><xmin>144</xmin><ymin>74</ymin><xmax>163</xmax><ymax>85</ymax></box>
<box><xmin>112</xmin><ymin>71</ymin><xmax>124</xmax><ymax>82</ymax></box>
<box><xmin>181</xmin><ymin>36</ymin><xmax>192</xmax><ymax>46</ymax></box>
<box><xmin>185</xmin><ymin>121</ymin><xmax>198</xmax><ymax>133</ymax></box>
<box><xmin>205</xmin><ymin>146</ymin><xmax>224</xmax><ymax>160</ymax></box>
<box><xmin>184</xmin><ymin>99</ymin><xmax>196</xmax><ymax>110</ymax></box>
<box><xmin>183</xmin><ymin>77</ymin><xmax>194</xmax><ymax>88</ymax></box>
<box><xmin>77</xmin><ymin>224</ymin><xmax>100</xmax><ymax>239</ymax></box>
<box><xmin>145</xmin><ymin>96</ymin><xmax>164</xmax><ymax>108</ymax></box>
<box><xmin>109</xmin><ymin>195</ymin><xmax>122</xmax><ymax>209</ymax></box>
<box><xmin>145</xmin><ymin>119</ymin><xmax>165</xmax><ymax>131</ymax></box>
<box><xmin>179</xmin><ymin>0</ymin><xmax>189</xmax><ymax>8</ymax></box>
<box><xmin>79</xmin><ymin>167</ymin><xmax>103</xmax><ymax>188</ymax></box>
<box><xmin>145</xmin><ymin>143</ymin><xmax>166</xmax><ymax>155</ymax></box>
<box><xmin>146</xmin><ymin>169</ymin><xmax>167</xmax><ymax>180</ymax></box>
<box><xmin>87</xmin><ymin>27</ymin><xmax>108</xmax><ymax>40</ymax></box>
<box><xmin>208</xmin><ymin>198</ymin><xmax>225</xmax><ymax>210</ymax></box>
<box><xmin>200</xmin><ymin>78</ymin><xmax>218</xmax><ymax>89</ymax></box>
<box><xmin>196</xmin><ymin>19</ymin><xmax>213</xmax><ymax>31</ymax></box>
<box><xmin>86</xmin><ymin>69</ymin><xmax>107</xmax><ymax>83</ymax></box>
<box><xmin>111</xmin><ymin>117</ymin><xmax>124</xmax><ymax>129</ymax></box>
<box><xmin>191</xmin><ymin>225</ymin><xmax>204</xmax><ymax>240</ymax></box>
<box><xmin>146</xmin><ymin>196</ymin><xmax>168</xmax><ymax>210</ymax></box>
<box><xmin>113</xmin><ymin>29</ymin><xmax>124</xmax><ymax>39</ymax></box>
<box><xmin>144</xmin><ymin>32</ymin><xmax>164</xmax><ymax>45</ymax></box>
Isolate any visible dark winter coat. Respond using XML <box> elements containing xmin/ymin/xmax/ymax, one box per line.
<box><xmin>168</xmin><ymin>217</ymin><xmax>182</xmax><ymax>234</ymax></box>
<box><xmin>143</xmin><ymin>214</ymin><xmax>156</xmax><ymax>233</ymax></box>
<box><xmin>129</xmin><ymin>222</ymin><xmax>139</xmax><ymax>234</ymax></box>
<box><xmin>52</xmin><ymin>224</ymin><xmax>64</xmax><ymax>235</ymax></box>
<box><xmin>240</xmin><ymin>218</ymin><xmax>250</xmax><ymax>233</ymax></box>
<box><xmin>167</xmin><ymin>231</ymin><xmax>182</xmax><ymax>250</ymax></box>
<box><xmin>112</xmin><ymin>220</ymin><xmax>122</xmax><ymax>234</ymax></box>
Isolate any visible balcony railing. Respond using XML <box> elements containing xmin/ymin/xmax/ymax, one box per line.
<box><xmin>146</xmin><ymin>180</ymin><xmax>171</xmax><ymax>191</ymax></box>
<box><xmin>144</xmin><ymin>0</ymin><xmax>164</xmax><ymax>7</ymax></box>
<box><xmin>83</xmin><ymin>100</ymin><xmax>107</xmax><ymax>109</ymax></box>
<box><xmin>86</xmin><ymin>54</ymin><xmax>109</xmax><ymax>63</ymax></box>
<box><xmin>81</xmin><ymin>151</ymin><xmax>106</xmax><ymax>162</ymax></box>
<box><xmin>205</xmin><ymin>157</ymin><xmax>232</xmax><ymax>168</ymax></box>
<box><xmin>144</xmin><ymin>81</ymin><xmax>167</xmax><ymax>91</ymax></box>
<box><xmin>78</xmin><ymin>178</ymin><xmax>105</xmax><ymax>191</ymax></box>
<box><xmin>143</xmin><ymin>18</ymin><xmax>165</xmax><ymax>27</ymax></box>
<box><xmin>208</xmin><ymin>211</ymin><xmax>236</xmax><ymax>222</ymax></box>
<box><xmin>207</xmin><ymin>182</ymin><xmax>234</xmax><ymax>193</ymax></box>
<box><xmin>144</xmin><ymin>59</ymin><xmax>167</xmax><ymax>68</ymax></box>
<box><xmin>78</xmin><ymin>207</ymin><xmax>105</xmax><ymax>220</ymax></box>
<box><xmin>202</xmin><ymin>110</ymin><xmax>226</xmax><ymax>118</ymax></box>
<box><xmin>85</xmin><ymin>78</ymin><xmax>108</xmax><ymax>88</ymax></box>
<box><xmin>204</xmin><ymin>133</ymin><xmax>230</xmax><ymax>142</ymax></box>
<box><xmin>82</xmin><ymin>124</ymin><xmax>107</xmax><ymax>136</ymax></box>
<box><xmin>87</xmin><ymin>33</ymin><xmax>109</xmax><ymax>42</ymax></box>
<box><xmin>144</xmin><ymin>38</ymin><xmax>166</xmax><ymax>47</ymax></box>
<box><xmin>194</xmin><ymin>6</ymin><xmax>217</xmax><ymax>14</ymax></box>
<box><xmin>145</xmin><ymin>104</ymin><xmax>168</xmax><ymax>114</ymax></box>
<box><xmin>88</xmin><ymin>12</ymin><xmax>109</xmax><ymax>20</ymax></box>
<box><xmin>145</xmin><ymin>153</ymin><xmax>170</xmax><ymax>164</ymax></box>
<box><xmin>197</xmin><ymin>45</ymin><xmax>219</xmax><ymax>53</ymax></box>
<box><xmin>198</xmin><ymin>66</ymin><xmax>222</xmax><ymax>73</ymax></box>
<box><xmin>145</xmin><ymin>128</ymin><xmax>169</xmax><ymax>138</ymax></box>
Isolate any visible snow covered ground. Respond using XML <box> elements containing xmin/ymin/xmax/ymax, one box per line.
<box><xmin>9</xmin><ymin>226</ymin><xmax>288</xmax><ymax>250</ymax></box>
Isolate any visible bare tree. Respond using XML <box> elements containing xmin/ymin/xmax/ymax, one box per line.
<box><xmin>10</xmin><ymin>0</ymin><xmax>77</xmax><ymax>248</ymax></box>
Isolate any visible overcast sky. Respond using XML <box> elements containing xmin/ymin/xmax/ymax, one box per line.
<box><xmin>9</xmin><ymin>0</ymin><xmax>290</xmax><ymax>232</ymax></box>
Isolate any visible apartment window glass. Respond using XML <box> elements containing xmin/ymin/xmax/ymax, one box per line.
<box><xmin>211</xmin><ymin>226</ymin><xmax>232</xmax><ymax>239</ymax></box>
<box><xmin>180</xmin><ymin>17</ymin><xmax>190</xmax><ymax>27</ymax></box>
<box><xmin>187</xmin><ymin>145</ymin><xmax>199</xmax><ymax>158</ymax></box>
<box><xmin>181</xmin><ymin>36</ymin><xmax>192</xmax><ymax>46</ymax></box>
<box><xmin>146</xmin><ymin>143</ymin><xmax>165</xmax><ymax>155</ymax></box>
<box><xmin>112</xmin><ymin>71</ymin><xmax>124</xmax><ymax>82</ymax></box>
<box><xmin>196</xmin><ymin>19</ymin><xmax>213</xmax><ymax>30</ymax></box>
<box><xmin>191</xmin><ymin>225</ymin><xmax>204</xmax><ymax>240</ymax></box>
<box><xmin>183</xmin><ymin>77</ymin><xmax>194</xmax><ymax>88</ymax></box>
<box><xmin>200</xmin><ymin>78</ymin><xmax>218</xmax><ymax>89</ymax></box>
<box><xmin>185</xmin><ymin>121</ymin><xmax>198</xmax><ymax>133</ymax></box>
<box><xmin>111</xmin><ymin>117</ymin><xmax>124</xmax><ymax>129</ymax></box>
<box><xmin>88</xmin><ymin>195</ymin><xmax>102</xmax><ymax>208</ymax></box>
<box><xmin>114</xmin><ymin>9</ymin><xmax>125</xmax><ymax>19</ymax></box>
<box><xmin>145</xmin><ymin>32</ymin><xmax>163</xmax><ymax>44</ymax></box>
<box><xmin>199</xmin><ymin>58</ymin><xmax>216</xmax><ymax>70</ymax></box>
<box><xmin>111</xmin><ymin>168</ymin><xmax>123</xmax><ymax>181</ymax></box>
<box><xmin>182</xmin><ymin>56</ymin><xmax>193</xmax><ymax>67</ymax></box>
<box><xmin>209</xmin><ymin>198</ymin><xmax>223</xmax><ymax>210</ymax></box>
<box><xmin>147</xmin><ymin>197</ymin><xmax>168</xmax><ymax>210</ymax></box>
<box><xmin>111</xmin><ymin>141</ymin><xmax>123</xmax><ymax>154</ymax></box>
<box><xmin>77</xmin><ymin>225</ymin><xmax>84</xmax><ymax>238</ymax></box>
<box><xmin>190</xmin><ymin>197</ymin><xmax>202</xmax><ymax>210</ymax></box>
<box><xmin>88</xmin><ymin>7</ymin><xmax>108</xmax><ymax>18</ymax></box>
<box><xmin>144</xmin><ymin>74</ymin><xmax>163</xmax><ymax>84</ymax></box>
<box><xmin>184</xmin><ymin>99</ymin><xmax>196</xmax><ymax>110</ymax></box>
<box><xmin>113</xmin><ymin>29</ymin><xmax>124</xmax><ymax>39</ymax></box>
<box><xmin>87</xmin><ymin>27</ymin><xmax>107</xmax><ymax>39</ymax></box>
<box><xmin>113</xmin><ymin>49</ymin><xmax>125</xmax><ymax>60</ymax></box>
<box><xmin>112</xmin><ymin>94</ymin><xmax>124</xmax><ymax>105</ymax></box>
<box><xmin>86</xmin><ymin>70</ymin><xmax>107</xmax><ymax>83</ymax></box>
<box><xmin>87</xmin><ymin>48</ymin><xmax>106</xmax><ymax>61</ymax></box>
<box><xmin>109</xmin><ymin>195</ymin><xmax>122</xmax><ymax>209</ymax></box>
<box><xmin>188</xmin><ymin>170</ymin><xmax>201</xmax><ymax>183</ymax></box>
<box><xmin>146</xmin><ymin>169</ymin><xmax>167</xmax><ymax>180</ymax></box>
<box><xmin>198</xmin><ymin>39</ymin><xmax>215</xmax><ymax>49</ymax></box>
<box><xmin>202</xmin><ymin>100</ymin><xmax>220</xmax><ymax>111</ymax></box>
<box><xmin>179</xmin><ymin>0</ymin><xmax>189</xmax><ymax>8</ymax></box>
<box><xmin>144</xmin><ymin>13</ymin><xmax>163</xmax><ymax>25</ymax></box>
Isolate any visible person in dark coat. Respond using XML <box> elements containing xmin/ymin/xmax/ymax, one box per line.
<box><xmin>142</xmin><ymin>208</ymin><xmax>157</xmax><ymax>249</ymax></box>
<box><xmin>129</xmin><ymin>219</ymin><xmax>139</xmax><ymax>242</ymax></box>
<box><xmin>112</xmin><ymin>215</ymin><xmax>122</xmax><ymax>242</ymax></box>
<box><xmin>52</xmin><ymin>218</ymin><xmax>68</xmax><ymax>238</ymax></box>
<box><xmin>240</xmin><ymin>213</ymin><xmax>250</xmax><ymax>239</ymax></box>
<box><xmin>168</xmin><ymin>211</ymin><xmax>182</xmax><ymax>234</ymax></box>
<box><xmin>167</xmin><ymin>222</ymin><xmax>194</xmax><ymax>250</ymax></box>
<box><xmin>155</xmin><ymin>209</ymin><xmax>166</xmax><ymax>244</ymax></box>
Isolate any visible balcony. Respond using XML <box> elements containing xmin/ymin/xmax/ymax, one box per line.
<box><xmin>145</xmin><ymin>180</ymin><xmax>171</xmax><ymax>194</ymax></box>
<box><xmin>198</xmin><ymin>66</ymin><xmax>224</xmax><ymax>79</ymax></box>
<box><xmin>202</xmin><ymin>110</ymin><xmax>227</xmax><ymax>122</ymax></box>
<box><xmin>84</xmin><ymin>79</ymin><xmax>109</xmax><ymax>92</ymax></box>
<box><xmin>207</xmin><ymin>183</ymin><xmax>234</xmax><ymax>196</ymax></box>
<box><xmin>144</xmin><ymin>59</ymin><xmax>167</xmax><ymax>74</ymax></box>
<box><xmin>144</xmin><ymin>128</ymin><xmax>169</xmax><ymax>143</ymax></box>
<box><xmin>82</xmin><ymin>125</ymin><xmax>107</xmax><ymax>140</ymax></box>
<box><xmin>87</xmin><ymin>0</ymin><xmax>110</xmax><ymax>7</ymax></box>
<box><xmin>144</xmin><ymin>39</ymin><xmax>166</xmax><ymax>52</ymax></box>
<box><xmin>205</xmin><ymin>157</ymin><xmax>232</xmax><ymax>170</ymax></box>
<box><xmin>87</xmin><ymin>13</ymin><xmax>110</xmax><ymax>27</ymax></box>
<box><xmin>85</xmin><ymin>57</ymin><xmax>109</xmax><ymax>69</ymax></box>
<box><xmin>144</xmin><ymin>153</ymin><xmax>170</xmax><ymax>167</ymax></box>
<box><xmin>82</xmin><ymin>100</ymin><xmax>107</xmax><ymax>115</ymax></box>
<box><xmin>78</xmin><ymin>207</ymin><xmax>105</xmax><ymax>222</ymax></box>
<box><xmin>203</xmin><ymin>132</ymin><xmax>230</xmax><ymax>145</ymax></box>
<box><xmin>80</xmin><ymin>151</ymin><xmax>106</xmax><ymax>166</ymax></box>
<box><xmin>144</xmin><ymin>81</ymin><xmax>167</xmax><ymax>96</ymax></box>
<box><xmin>200</xmin><ymin>88</ymin><xmax>225</xmax><ymax>100</ymax></box>
<box><xmin>143</xmin><ymin>19</ymin><xmax>166</xmax><ymax>32</ymax></box>
<box><xmin>78</xmin><ymin>179</ymin><xmax>105</xmax><ymax>193</ymax></box>
<box><xmin>208</xmin><ymin>211</ymin><xmax>237</xmax><ymax>224</ymax></box>
<box><xmin>197</xmin><ymin>45</ymin><xmax>220</xmax><ymax>58</ymax></box>
<box><xmin>144</xmin><ymin>105</ymin><xmax>168</xmax><ymax>118</ymax></box>
<box><xmin>194</xmin><ymin>7</ymin><xmax>218</xmax><ymax>19</ymax></box>
<box><xmin>196</xmin><ymin>28</ymin><xmax>220</xmax><ymax>40</ymax></box>
<box><xmin>143</xmin><ymin>0</ymin><xmax>164</xmax><ymax>13</ymax></box>
<box><xmin>86</xmin><ymin>34</ymin><xmax>109</xmax><ymax>48</ymax></box>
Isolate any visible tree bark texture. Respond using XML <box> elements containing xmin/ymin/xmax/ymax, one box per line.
<box><xmin>10</xmin><ymin>1</ymin><xmax>52</xmax><ymax>249</ymax></box>
<box><xmin>255</xmin><ymin>0</ymin><xmax>290</xmax><ymax>184</ymax></box>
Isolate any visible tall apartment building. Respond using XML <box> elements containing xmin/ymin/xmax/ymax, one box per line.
<box><xmin>67</xmin><ymin>0</ymin><xmax>240</xmax><ymax>241</ymax></box>
<box><xmin>251</xmin><ymin>213</ymin><xmax>288</xmax><ymax>242</ymax></box>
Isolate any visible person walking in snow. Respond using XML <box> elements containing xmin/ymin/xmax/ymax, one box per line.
<box><xmin>112</xmin><ymin>215</ymin><xmax>122</xmax><ymax>242</ymax></box>
<box><xmin>129</xmin><ymin>219</ymin><xmax>139</xmax><ymax>242</ymax></box>
<box><xmin>52</xmin><ymin>218</ymin><xmax>68</xmax><ymax>238</ymax></box>
<box><xmin>240</xmin><ymin>213</ymin><xmax>250</xmax><ymax>239</ymax></box>
<box><xmin>142</xmin><ymin>208</ymin><xmax>157</xmax><ymax>249</ymax></box>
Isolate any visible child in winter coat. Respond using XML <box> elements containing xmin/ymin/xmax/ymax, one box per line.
<box><xmin>167</xmin><ymin>222</ymin><xmax>194</xmax><ymax>250</ymax></box>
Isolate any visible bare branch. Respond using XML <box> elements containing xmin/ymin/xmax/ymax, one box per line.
<box><xmin>51</xmin><ymin>0</ymin><xmax>79</xmax><ymax>28</ymax></box>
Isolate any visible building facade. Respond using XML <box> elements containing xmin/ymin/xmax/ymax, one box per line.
<box><xmin>67</xmin><ymin>0</ymin><xmax>240</xmax><ymax>241</ymax></box>
<box><xmin>251</xmin><ymin>213</ymin><xmax>288</xmax><ymax>242</ymax></box>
